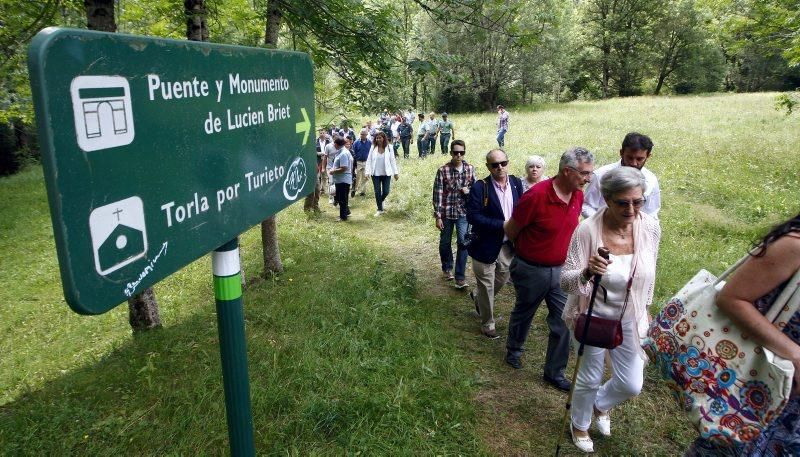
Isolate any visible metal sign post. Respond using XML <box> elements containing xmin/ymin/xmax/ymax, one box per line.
<box><xmin>27</xmin><ymin>27</ymin><xmax>315</xmax><ymax>454</ymax></box>
<box><xmin>212</xmin><ymin>238</ymin><xmax>254</xmax><ymax>456</ymax></box>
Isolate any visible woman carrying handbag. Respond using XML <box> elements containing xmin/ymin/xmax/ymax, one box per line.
<box><xmin>559</xmin><ymin>167</ymin><xmax>661</xmax><ymax>453</ymax></box>
<box><xmin>685</xmin><ymin>212</ymin><xmax>800</xmax><ymax>456</ymax></box>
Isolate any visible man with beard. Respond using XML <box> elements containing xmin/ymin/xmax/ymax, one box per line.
<box><xmin>582</xmin><ymin>132</ymin><xmax>660</xmax><ymax>219</ymax></box>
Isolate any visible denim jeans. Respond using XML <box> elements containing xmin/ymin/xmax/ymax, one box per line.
<box><xmin>439</xmin><ymin>216</ymin><xmax>468</xmax><ymax>281</ymax></box>
<box><xmin>497</xmin><ymin>128</ymin><xmax>507</xmax><ymax>148</ymax></box>
<box><xmin>417</xmin><ymin>136</ymin><xmax>427</xmax><ymax>158</ymax></box>
<box><xmin>439</xmin><ymin>133</ymin><xmax>451</xmax><ymax>154</ymax></box>
<box><xmin>427</xmin><ymin>135</ymin><xmax>437</xmax><ymax>155</ymax></box>
<box><xmin>371</xmin><ymin>175</ymin><xmax>391</xmax><ymax>211</ymax></box>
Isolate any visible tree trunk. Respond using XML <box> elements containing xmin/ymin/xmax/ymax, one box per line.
<box><xmin>265</xmin><ymin>0</ymin><xmax>282</xmax><ymax>48</ymax></box>
<box><xmin>184</xmin><ymin>0</ymin><xmax>209</xmax><ymax>42</ymax></box>
<box><xmin>84</xmin><ymin>0</ymin><xmax>116</xmax><ymax>32</ymax></box>
<box><xmin>260</xmin><ymin>216</ymin><xmax>283</xmax><ymax>275</ymax></box>
<box><xmin>128</xmin><ymin>288</ymin><xmax>162</xmax><ymax>331</ymax></box>
<box><xmin>12</xmin><ymin>119</ymin><xmax>29</xmax><ymax>152</ymax></box>
<box><xmin>261</xmin><ymin>1</ymin><xmax>285</xmax><ymax>276</ymax></box>
<box><xmin>601</xmin><ymin>47</ymin><xmax>611</xmax><ymax>99</ymax></box>
<box><xmin>84</xmin><ymin>0</ymin><xmax>162</xmax><ymax>331</ymax></box>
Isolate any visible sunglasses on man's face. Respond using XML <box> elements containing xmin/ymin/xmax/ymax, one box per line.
<box><xmin>488</xmin><ymin>161</ymin><xmax>509</xmax><ymax>169</ymax></box>
<box><xmin>451</xmin><ymin>150</ymin><xmax>466</xmax><ymax>156</ymax></box>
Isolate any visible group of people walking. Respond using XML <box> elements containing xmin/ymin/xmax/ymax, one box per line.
<box><xmin>431</xmin><ymin>130</ymin><xmax>800</xmax><ymax>455</ymax></box>
<box><xmin>308</xmin><ymin>111</ymin><xmax>800</xmax><ymax>454</ymax></box>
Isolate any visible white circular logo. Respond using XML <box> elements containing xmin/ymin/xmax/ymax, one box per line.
<box><xmin>282</xmin><ymin>157</ymin><xmax>307</xmax><ymax>201</ymax></box>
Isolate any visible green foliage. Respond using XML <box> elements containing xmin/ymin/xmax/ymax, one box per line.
<box><xmin>0</xmin><ymin>167</ymin><xmax>481</xmax><ymax>454</ymax></box>
<box><xmin>256</xmin><ymin>0</ymin><xmax>404</xmax><ymax>110</ymax></box>
<box><xmin>775</xmin><ymin>90</ymin><xmax>799</xmax><ymax>114</ymax></box>
<box><xmin>1</xmin><ymin>93</ymin><xmax>797</xmax><ymax>453</ymax></box>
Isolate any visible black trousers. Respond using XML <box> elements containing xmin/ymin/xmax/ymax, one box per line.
<box><xmin>335</xmin><ymin>183</ymin><xmax>351</xmax><ymax>220</ymax></box>
<box><xmin>400</xmin><ymin>137</ymin><xmax>411</xmax><ymax>158</ymax></box>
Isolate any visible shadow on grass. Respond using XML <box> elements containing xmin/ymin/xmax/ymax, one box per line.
<box><xmin>0</xmin><ymin>233</ymin><xmax>483</xmax><ymax>456</ymax></box>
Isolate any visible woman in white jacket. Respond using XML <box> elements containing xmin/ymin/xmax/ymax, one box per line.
<box><xmin>365</xmin><ymin>132</ymin><xmax>400</xmax><ymax>216</ymax></box>
<box><xmin>560</xmin><ymin>166</ymin><xmax>661</xmax><ymax>453</ymax></box>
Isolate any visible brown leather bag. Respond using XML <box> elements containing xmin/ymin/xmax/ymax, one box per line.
<box><xmin>574</xmin><ymin>266</ymin><xmax>635</xmax><ymax>350</ymax></box>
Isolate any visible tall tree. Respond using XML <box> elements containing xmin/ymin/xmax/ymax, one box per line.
<box><xmin>259</xmin><ymin>0</ymin><xmax>284</xmax><ymax>276</ymax></box>
<box><xmin>419</xmin><ymin>0</ymin><xmax>552</xmax><ymax>110</ymax></box>
<box><xmin>83</xmin><ymin>0</ymin><xmax>162</xmax><ymax>331</ymax></box>
<box><xmin>184</xmin><ymin>0</ymin><xmax>209</xmax><ymax>41</ymax></box>
<box><xmin>255</xmin><ymin>0</ymin><xmax>408</xmax><ymax>275</ymax></box>
<box><xmin>576</xmin><ymin>0</ymin><xmax>664</xmax><ymax>97</ymax></box>
<box><xmin>653</xmin><ymin>0</ymin><xmax>701</xmax><ymax>94</ymax></box>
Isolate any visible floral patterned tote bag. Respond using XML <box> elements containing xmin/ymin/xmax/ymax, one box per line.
<box><xmin>642</xmin><ymin>254</ymin><xmax>800</xmax><ymax>446</ymax></box>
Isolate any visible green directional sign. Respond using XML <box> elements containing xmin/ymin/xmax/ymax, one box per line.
<box><xmin>28</xmin><ymin>28</ymin><xmax>316</xmax><ymax>315</ymax></box>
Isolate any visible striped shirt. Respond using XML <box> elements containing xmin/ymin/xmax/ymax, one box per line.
<box><xmin>432</xmin><ymin>161</ymin><xmax>477</xmax><ymax>220</ymax></box>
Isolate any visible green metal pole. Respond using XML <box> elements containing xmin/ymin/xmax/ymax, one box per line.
<box><xmin>212</xmin><ymin>238</ymin><xmax>255</xmax><ymax>456</ymax></box>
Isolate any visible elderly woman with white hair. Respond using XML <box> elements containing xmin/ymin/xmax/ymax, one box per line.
<box><xmin>559</xmin><ymin>166</ymin><xmax>661</xmax><ymax>453</ymax></box>
<box><xmin>521</xmin><ymin>155</ymin><xmax>547</xmax><ymax>193</ymax></box>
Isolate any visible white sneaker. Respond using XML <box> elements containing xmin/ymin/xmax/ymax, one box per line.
<box><xmin>571</xmin><ymin>425</ymin><xmax>594</xmax><ymax>453</ymax></box>
<box><xmin>374</xmin><ymin>210</ymin><xmax>384</xmax><ymax>217</ymax></box>
<box><xmin>594</xmin><ymin>408</ymin><xmax>611</xmax><ymax>437</ymax></box>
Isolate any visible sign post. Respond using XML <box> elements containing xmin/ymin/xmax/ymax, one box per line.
<box><xmin>212</xmin><ymin>238</ymin><xmax>254</xmax><ymax>456</ymax></box>
<box><xmin>27</xmin><ymin>27</ymin><xmax>315</xmax><ymax>454</ymax></box>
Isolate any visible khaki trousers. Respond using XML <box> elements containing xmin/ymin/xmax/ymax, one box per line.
<box><xmin>354</xmin><ymin>161</ymin><xmax>367</xmax><ymax>195</ymax></box>
<box><xmin>472</xmin><ymin>243</ymin><xmax>513</xmax><ymax>331</ymax></box>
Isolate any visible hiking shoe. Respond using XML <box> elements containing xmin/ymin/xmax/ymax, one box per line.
<box><xmin>482</xmin><ymin>328</ymin><xmax>499</xmax><ymax>339</ymax></box>
<box><xmin>442</xmin><ymin>271</ymin><xmax>455</xmax><ymax>281</ymax></box>
<box><xmin>454</xmin><ymin>279</ymin><xmax>468</xmax><ymax>289</ymax></box>
<box><xmin>505</xmin><ymin>353</ymin><xmax>522</xmax><ymax>369</ymax></box>
<box><xmin>543</xmin><ymin>374</ymin><xmax>571</xmax><ymax>392</ymax></box>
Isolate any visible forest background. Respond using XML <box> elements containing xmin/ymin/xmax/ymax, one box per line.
<box><xmin>1</xmin><ymin>0</ymin><xmax>799</xmax><ymax>176</ymax></box>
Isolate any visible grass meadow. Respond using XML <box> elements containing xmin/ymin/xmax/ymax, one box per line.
<box><xmin>0</xmin><ymin>92</ymin><xmax>798</xmax><ymax>455</ymax></box>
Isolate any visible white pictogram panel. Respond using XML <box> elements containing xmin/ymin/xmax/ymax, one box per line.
<box><xmin>70</xmin><ymin>76</ymin><xmax>135</xmax><ymax>152</ymax></box>
<box><xmin>89</xmin><ymin>196</ymin><xmax>148</xmax><ymax>276</ymax></box>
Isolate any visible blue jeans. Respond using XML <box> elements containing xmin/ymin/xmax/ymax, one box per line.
<box><xmin>372</xmin><ymin>175</ymin><xmax>391</xmax><ymax>211</ymax></box>
<box><xmin>439</xmin><ymin>216</ymin><xmax>468</xmax><ymax>280</ymax></box>
<box><xmin>439</xmin><ymin>133</ymin><xmax>451</xmax><ymax>154</ymax></box>
<box><xmin>427</xmin><ymin>135</ymin><xmax>437</xmax><ymax>155</ymax></box>
<box><xmin>497</xmin><ymin>128</ymin><xmax>507</xmax><ymax>148</ymax></box>
<box><xmin>400</xmin><ymin>137</ymin><xmax>411</xmax><ymax>158</ymax></box>
<box><xmin>417</xmin><ymin>136</ymin><xmax>427</xmax><ymax>158</ymax></box>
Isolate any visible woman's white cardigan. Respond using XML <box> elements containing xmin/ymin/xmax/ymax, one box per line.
<box><xmin>365</xmin><ymin>145</ymin><xmax>400</xmax><ymax>177</ymax></box>
<box><xmin>560</xmin><ymin>208</ymin><xmax>661</xmax><ymax>354</ymax></box>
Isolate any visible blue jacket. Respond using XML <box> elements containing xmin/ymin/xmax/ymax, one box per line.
<box><xmin>466</xmin><ymin>175</ymin><xmax>524</xmax><ymax>264</ymax></box>
<box><xmin>351</xmin><ymin>139</ymin><xmax>372</xmax><ymax>162</ymax></box>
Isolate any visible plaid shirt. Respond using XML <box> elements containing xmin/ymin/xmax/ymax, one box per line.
<box><xmin>498</xmin><ymin>111</ymin><xmax>509</xmax><ymax>130</ymax></box>
<box><xmin>432</xmin><ymin>161</ymin><xmax>476</xmax><ymax>220</ymax></box>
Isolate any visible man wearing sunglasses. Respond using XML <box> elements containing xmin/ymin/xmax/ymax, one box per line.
<box><xmin>582</xmin><ymin>132</ymin><xmax>660</xmax><ymax>219</ymax></box>
<box><xmin>466</xmin><ymin>149</ymin><xmax>524</xmax><ymax>339</ymax></box>
<box><xmin>433</xmin><ymin>140</ymin><xmax>476</xmax><ymax>289</ymax></box>
<box><xmin>503</xmin><ymin>147</ymin><xmax>595</xmax><ymax>391</ymax></box>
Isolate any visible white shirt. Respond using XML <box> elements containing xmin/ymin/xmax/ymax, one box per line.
<box><xmin>582</xmin><ymin>161</ymin><xmax>661</xmax><ymax>219</ymax></box>
<box><xmin>365</xmin><ymin>145</ymin><xmax>399</xmax><ymax>177</ymax></box>
<box><xmin>593</xmin><ymin>253</ymin><xmax>634</xmax><ymax>320</ymax></box>
<box><xmin>373</xmin><ymin>151</ymin><xmax>387</xmax><ymax>176</ymax></box>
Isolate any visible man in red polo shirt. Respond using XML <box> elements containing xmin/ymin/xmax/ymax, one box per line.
<box><xmin>503</xmin><ymin>147</ymin><xmax>595</xmax><ymax>391</ymax></box>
